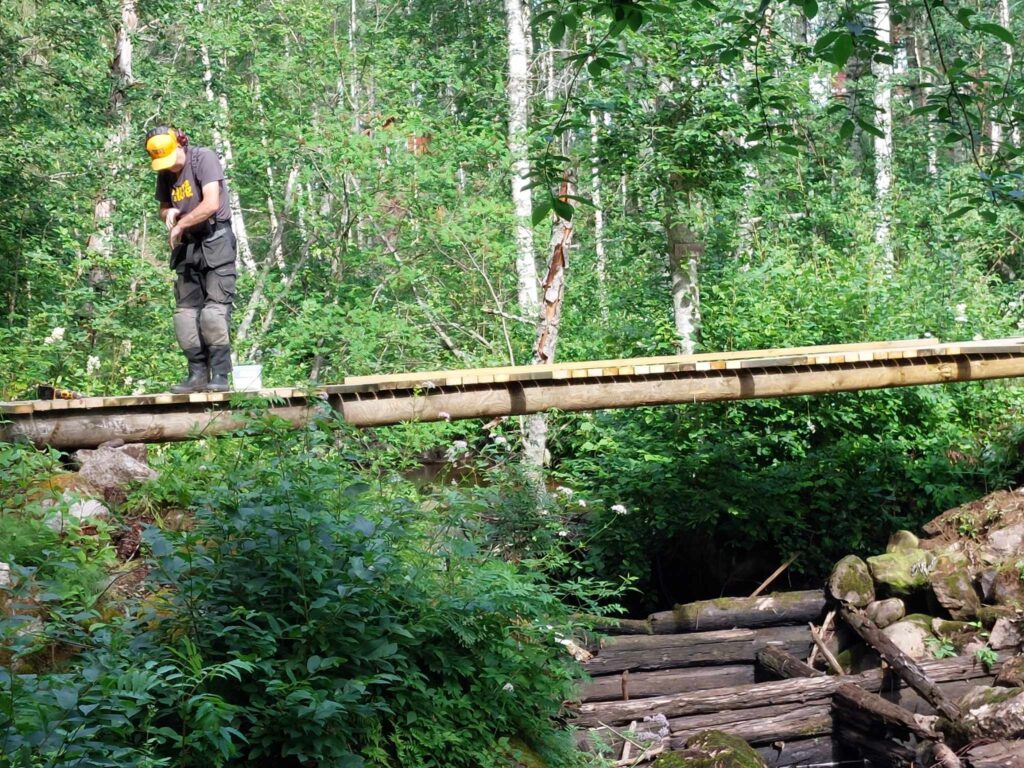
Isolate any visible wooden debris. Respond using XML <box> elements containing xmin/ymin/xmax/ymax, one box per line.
<box><xmin>649</xmin><ymin>590</ymin><xmax>825</xmax><ymax>633</ymax></box>
<box><xmin>757</xmin><ymin>646</ymin><xmax>823</xmax><ymax>679</ymax></box>
<box><xmin>840</xmin><ymin>606</ymin><xmax>963</xmax><ymax>721</ymax></box>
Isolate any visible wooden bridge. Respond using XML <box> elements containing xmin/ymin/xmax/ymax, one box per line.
<box><xmin>4</xmin><ymin>337</ymin><xmax>1024</xmax><ymax>450</ymax></box>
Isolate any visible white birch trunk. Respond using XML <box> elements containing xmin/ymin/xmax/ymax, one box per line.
<box><xmin>88</xmin><ymin>0</ymin><xmax>137</xmax><ymax>257</ymax></box>
<box><xmin>504</xmin><ymin>0</ymin><xmax>538</xmax><ymax>319</ymax></box>
<box><xmin>872</xmin><ymin>0</ymin><xmax>895</xmax><ymax>270</ymax></box>
<box><xmin>590</xmin><ymin>109</ymin><xmax>609</xmax><ymax>323</ymax></box>
<box><xmin>993</xmin><ymin>0</ymin><xmax>1014</xmax><ymax>151</ymax></box>
<box><xmin>914</xmin><ymin>26</ymin><xmax>939</xmax><ymax>177</ymax></box>
<box><xmin>197</xmin><ymin>2</ymin><xmax>254</xmax><ymax>273</ymax></box>
<box><xmin>665</xmin><ymin>178</ymin><xmax>702</xmax><ymax>355</ymax></box>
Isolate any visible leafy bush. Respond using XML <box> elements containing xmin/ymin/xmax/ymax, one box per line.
<box><xmin>2</xmin><ymin>424</ymin><xmax>596</xmax><ymax>768</ymax></box>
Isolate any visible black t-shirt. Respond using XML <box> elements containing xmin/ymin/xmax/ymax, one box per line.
<box><xmin>155</xmin><ymin>147</ymin><xmax>232</xmax><ymax>224</ymax></box>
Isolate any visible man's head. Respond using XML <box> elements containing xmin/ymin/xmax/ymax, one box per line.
<box><xmin>145</xmin><ymin>126</ymin><xmax>187</xmax><ymax>172</ymax></box>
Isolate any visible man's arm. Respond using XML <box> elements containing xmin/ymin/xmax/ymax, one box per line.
<box><xmin>168</xmin><ymin>182</ymin><xmax>220</xmax><ymax>245</ymax></box>
<box><xmin>174</xmin><ymin>182</ymin><xmax>220</xmax><ymax>230</ymax></box>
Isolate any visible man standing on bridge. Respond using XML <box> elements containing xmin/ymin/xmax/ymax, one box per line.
<box><xmin>145</xmin><ymin>126</ymin><xmax>236</xmax><ymax>394</ymax></box>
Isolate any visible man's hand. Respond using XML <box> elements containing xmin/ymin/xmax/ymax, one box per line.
<box><xmin>169</xmin><ymin>223</ymin><xmax>184</xmax><ymax>248</ymax></box>
<box><xmin>164</xmin><ymin>208</ymin><xmax>180</xmax><ymax>231</ymax></box>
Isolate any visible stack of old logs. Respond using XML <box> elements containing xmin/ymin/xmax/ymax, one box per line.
<box><xmin>571</xmin><ymin>488</ymin><xmax>1024</xmax><ymax>767</ymax></box>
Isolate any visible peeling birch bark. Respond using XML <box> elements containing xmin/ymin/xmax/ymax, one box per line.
<box><xmin>872</xmin><ymin>0</ymin><xmax>895</xmax><ymax>270</ymax></box>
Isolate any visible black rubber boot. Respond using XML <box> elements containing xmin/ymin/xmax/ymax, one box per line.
<box><xmin>207</xmin><ymin>345</ymin><xmax>232</xmax><ymax>393</ymax></box>
<box><xmin>170</xmin><ymin>348</ymin><xmax>210</xmax><ymax>394</ymax></box>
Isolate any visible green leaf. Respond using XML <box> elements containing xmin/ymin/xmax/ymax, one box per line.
<box><xmin>532</xmin><ymin>199</ymin><xmax>553</xmax><ymax>226</ymax></box>
<box><xmin>946</xmin><ymin>206</ymin><xmax>974</xmax><ymax>219</ymax></box>
<box><xmin>839</xmin><ymin>119</ymin><xmax>855</xmax><ymax>140</ymax></box>
<box><xmin>855</xmin><ymin>116</ymin><xmax>884</xmax><ymax>139</ymax></box>
<box><xmin>830</xmin><ymin>33</ymin><xmax>854</xmax><ymax>70</ymax></box>
<box><xmin>552</xmin><ymin>198</ymin><xmax>574</xmax><ymax>221</ymax></box>
<box><xmin>802</xmin><ymin>0</ymin><xmax>818</xmax><ymax>20</ymax></box>
<box><xmin>549</xmin><ymin>18</ymin><xmax>566</xmax><ymax>44</ymax></box>
<box><xmin>973</xmin><ymin>22</ymin><xmax>1015</xmax><ymax>46</ymax></box>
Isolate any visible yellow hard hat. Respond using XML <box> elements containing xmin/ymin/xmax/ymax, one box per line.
<box><xmin>145</xmin><ymin>128</ymin><xmax>178</xmax><ymax>171</ymax></box>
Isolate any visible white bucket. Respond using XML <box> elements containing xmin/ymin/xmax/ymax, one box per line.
<box><xmin>232</xmin><ymin>363</ymin><xmax>263</xmax><ymax>391</ymax></box>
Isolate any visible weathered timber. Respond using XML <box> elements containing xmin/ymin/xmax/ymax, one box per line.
<box><xmin>572</xmin><ymin>652</ymin><xmax>1000</xmax><ymax>728</ymax></box>
<box><xmin>841</xmin><ymin>606</ymin><xmax>962</xmax><ymax>721</ymax></box>
<box><xmin>578</xmin><ymin>665</ymin><xmax>754</xmax><ymax>702</ymax></box>
<box><xmin>580</xmin><ymin>615</ymin><xmax>652</xmax><ymax>635</ymax></box>
<box><xmin>882</xmin><ymin>677</ymin><xmax>994</xmax><ymax>715</ymax></box>
<box><xmin>965</xmin><ymin>740</ymin><xmax>1024</xmax><ymax>768</ymax></box>
<box><xmin>582</xmin><ymin>629</ymin><xmax>756</xmax><ymax>675</ymax></box>
<box><xmin>753</xmin><ymin>625</ymin><xmax>813</xmax><ymax>657</ymax></box>
<box><xmin>757</xmin><ymin>646</ymin><xmax>823</xmax><ymax>679</ymax></box>
<box><xmin>834</xmin><ymin>682</ymin><xmax>939</xmax><ymax>739</ymax></box>
<box><xmin>649</xmin><ymin>590</ymin><xmax>825</xmax><ymax>633</ymax></box>
<box><xmin>755</xmin><ymin>736</ymin><xmax>843</xmax><ymax>768</ymax></box>
<box><xmin>833</xmin><ymin>724</ymin><xmax>917</xmax><ymax>765</ymax></box>
<box><xmin>666</xmin><ymin>701</ymin><xmax>833</xmax><ymax>746</ymax></box>
<box><xmin>7</xmin><ymin>349</ymin><xmax>1024</xmax><ymax>449</ymax></box>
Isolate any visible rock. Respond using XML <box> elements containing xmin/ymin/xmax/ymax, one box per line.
<box><xmin>828</xmin><ymin>555</ymin><xmax>875</xmax><ymax>607</ymax></box>
<box><xmin>990</xmin><ymin>569</ymin><xmax>1024</xmax><ymax>610</ymax></box>
<box><xmin>882</xmin><ymin>618</ymin><xmax>933</xmax><ymax>660</ymax></box>
<box><xmin>985</xmin><ymin>523</ymin><xmax>1024</xmax><ymax>560</ymax></box>
<box><xmin>0</xmin><ymin>562</ymin><xmax>10</xmax><ymax>589</ymax></box>
<box><xmin>74</xmin><ymin>446</ymin><xmax>158</xmax><ymax>504</ymax></box>
<box><xmin>44</xmin><ymin>497</ymin><xmax>110</xmax><ymax>534</ymax></box>
<box><xmin>979</xmin><ymin>568</ymin><xmax>999</xmax><ymax>601</ymax></box>
<box><xmin>990</xmin><ymin>618</ymin><xmax>1024</xmax><ymax>651</ymax></box>
<box><xmin>929</xmin><ymin>563</ymin><xmax>982</xmax><ymax>620</ymax></box>
<box><xmin>978</xmin><ymin>605</ymin><xmax>1020</xmax><ymax>627</ymax></box>
<box><xmin>674</xmin><ymin>730</ymin><xmax>767</xmax><ymax>767</ymax></box>
<box><xmin>959</xmin><ymin>685</ymin><xmax>1024</xmax><ymax>738</ymax></box>
<box><xmin>996</xmin><ymin>656</ymin><xmax>1024</xmax><ymax>687</ymax></box>
<box><xmin>886</xmin><ymin>530</ymin><xmax>920</xmax><ymax>553</ymax></box>
<box><xmin>867</xmin><ymin>549</ymin><xmax>933</xmax><ymax>593</ymax></box>
<box><xmin>865</xmin><ymin>597</ymin><xmax>905</xmax><ymax>629</ymax></box>
<box><xmin>836</xmin><ymin>642</ymin><xmax>882</xmax><ymax>674</ymax></box>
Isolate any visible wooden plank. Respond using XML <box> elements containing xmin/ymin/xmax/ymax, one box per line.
<box><xmin>577</xmin><ymin>665</ymin><xmax>755</xmax><ymax>703</ymax></box>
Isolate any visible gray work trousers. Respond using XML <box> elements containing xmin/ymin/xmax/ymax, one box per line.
<box><xmin>170</xmin><ymin>223</ymin><xmax>237</xmax><ymax>353</ymax></box>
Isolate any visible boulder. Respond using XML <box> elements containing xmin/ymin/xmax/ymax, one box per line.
<box><xmin>74</xmin><ymin>445</ymin><xmax>158</xmax><ymax>504</ymax></box>
<box><xmin>651</xmin><ymin>730</ymin><xmax>767</xmax><ymax>767</ymax></box>
<box><xmin>990</xmin><ymin>569</ymin><xmax>1024</xmax><ymax>611</ymax></box>
<box><xmin>996</xmin><ymin>656</ymin><xmax>1024</xmax><ymax>688</ymax></box>
<box><xmin>867</xmin><ymin>549</ymin><xmax>932</xmax><ymax>593</ymax></box>
<box><xmin>828</xmin><ymin>555</ymin><xmax>875</xmax><ymax>607</ymax></box>
<box><xmin>881</xmin><ymin>617</ymin><xmax>933</xmax><ymax>660</ymax></box>
<box><xmin>929</xmin><ymin>563</ymin><xmax>982</xmax><ymax>620</ymax></box>
<box><xmin>984</xmin><ymin>523</ymin><xmax>1024</xmax><ymax>560</ymax></box>
<box><xmin>990</xmin><ymin>618</ymin><xmax>1024</xmax><ymax>651</ymax></box>
<box><xmin>886</xmin><ymin>530</ymin><xmax>920</xmax><ymax>553</ymax></box>
<box><xmin>865</xmin><ymin>597</ymin><xmax>905</xmax><ymax>629</ymax></box>
<box><xmin>44</xmin><ymin>497</ymin><xmax>110</xmax><ymax>534</ymax></box>
<box><xmin>959</xmin><ymin>685</ymin><xmax>1024</xmax><ymax>739</ymax></box>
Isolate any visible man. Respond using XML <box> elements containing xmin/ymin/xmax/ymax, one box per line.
<box><xmin>145</xmin><ymin>126</ymin><xmax>236</xmax><ymax>393</ymax></box>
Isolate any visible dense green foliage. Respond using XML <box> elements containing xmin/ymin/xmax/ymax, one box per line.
<box><xmin>1</xmin><ymin>421</ymin><xmax>604</xmax><ymax>767</ymax></box>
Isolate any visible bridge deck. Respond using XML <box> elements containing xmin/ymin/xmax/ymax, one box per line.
<box><xmin>3</xmin><ymin>337</ymin><xmax>1024</xmax><ymax>449</ymax></box>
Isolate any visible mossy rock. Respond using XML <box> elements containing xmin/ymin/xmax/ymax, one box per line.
<box><xmin>886</xmin><ymin>530</ymin><xmax>920</xmax><ymax>553</ymax></box>
<box><xmin>929</xmin><ymin>564</ymin><xmax>981</xmax><ymax>620</ymax></box>
<box><xmin>652</xmin><ymin>731</ymin><xmax>766</xmax><ymax>768</ymax></box>
<box><xmin>828</xmin><ymin>555</ymin><xmax>874</xmax><ymax>607</ymax></box>
<box><xmin>867</xmin><ymin>549</ymin><xmax>933</xmax><ymax>593</ymax></box>
<box><xmin>836</xmin><ymin>642</ymin><xmax>881</xmax><ymax>674</ymax></box>
<box><xmin>977</xmin><ymin>605</ymin><xmax>1019</xmax><ymax>627</ymax></box>
<box><xmin>865</xmin><ymin>597</ymin><xmax>905</xmax><ymax>629</ymax></box>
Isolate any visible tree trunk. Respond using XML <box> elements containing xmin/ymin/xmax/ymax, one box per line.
<box><xmin>88</xmin><ymin>0</ymin><xmax>137</xmax><ymax>257</ymax></box>
<box><xmin>912</xmin><ymin>22</ymin><xmax>939</xmax><ymax>177</ymax></box>
<box><xmin>504</xmin><ymin>0</ymin><xmax>538</xmax><ymax>319</ymax></box>
<box><xmin>665</xmin><ymin>176</ymin><xmax>702</xmax><ymax>354</ymax></box>
<box><xmin>590</xmin><ymin>108</ymin><xmax>609</xmax><ymax>323</ymax></box>
<box><xmin>197</xmin><ymin>2</ymin><xmax>254</xmax><ymax>273</ymax></box>
<box><xmin>993</xmin><ymin>0</ymin><xmax>1014</xmax><ymax>152</ymax></box>
<box><xmin>872</xmin><ymin>0</ymin><xmax>895</xmax><ymax>269</ymax></box>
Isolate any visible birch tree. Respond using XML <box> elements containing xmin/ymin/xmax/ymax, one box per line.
<box><xmin>665</xmin><ymin>174</ymin><xmax>702</xmax><ymax>354</ymax></box>
<box><xmin>872</xmin><ymin>0</ymin><xmax>894</xmax><ymax>269</ymax></box>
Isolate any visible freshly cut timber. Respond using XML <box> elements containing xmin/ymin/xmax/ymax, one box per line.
<box><xmin>5</xmin><ymin>337</ymin><xmax>1024</xmax><ymax>449</ymax></box>
<box><xmin>649</xmin><ymin>590</ymin><xmax>825</xmax><ymax>632</ymax></box>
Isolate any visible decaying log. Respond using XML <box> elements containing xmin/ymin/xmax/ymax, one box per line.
<box><xmin>841</xmin><ymin>606</ymin><xmax>963</xmax><ymax>722</ymax></box>
<box><xmin>573</xmin><ymin>652</ymin><xmax>1000</xmax><ymax>728</ymax></box>
<box><xmin>757</xmin><ymin>645</ymin><xmax>823</xmax><ymax>679</ymax></box>
<box><xmin>650</xmin><ymin>590</ymin><xmax>825</xmax><ymax>633</ymax></box>
<box><xmin>666</xmin><ymin>701</ymin><xmax>833</xmax><ymax>747</ymax></box>
<box><xmin>755</xmin><ymin>736</ymin><xmax>843</xmax><ymax>768</ymax></box>
<box><xmin>579</xmin><ymin>614</ymin><xmax>652</xmax><ymax>635</ymax></box>
<box><xmin>582</xmin><ymin>629</ymin><xmax>756</xmax><ymax>675</ymax></box>
<box><xmin>578</xmin><ymin>665</ymin><xmax>754</xmax><ymax>702</ymax></box>
<box><xmin>753</xmin><ymin>625</ymin><xmax>813</xmax><ymax>658</ymax></box>
<box><xmin>834</xmin><ymin>682</ymin><xmax>939</xmax><ymax>739</ymax></box>
<box><xmin>833</xmin><ymin>724</ymin><xmax>917</xmax><ymax>764</ymax></box>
